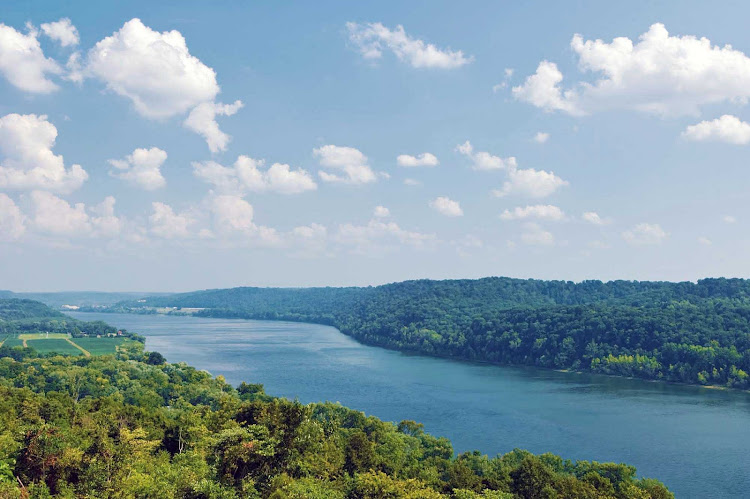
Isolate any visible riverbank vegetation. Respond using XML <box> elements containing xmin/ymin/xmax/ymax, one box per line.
<box><xmin>116</xmin><ymin>277</ymin><xmax>750</xmax><ymax>389</ymax></box>
<box><xmin>0</xmin><ymin>339</ymin><xmax>672</xmax><ymax>497</ymax></box>
<box><xmin>0</xmin><ymin>299</ymin><xmax>143</xmax><ymax>356</ymax></box>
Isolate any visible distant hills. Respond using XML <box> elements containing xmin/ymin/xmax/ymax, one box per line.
<box><xmin>108</xmin><ymin>276</ymin><xmax>750</xmax><ymax>389</ymax></box>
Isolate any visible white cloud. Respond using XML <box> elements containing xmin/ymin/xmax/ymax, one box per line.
<box><xmin>492</xmin><ymin>68</ymin><xmax>515</xmax><ymax>92</ymax></box>
<box><xmin>520</xmin><ymin>222</ymin><xmax>554</xmax><ymax>246</ymax></box>
<box><xmin>290</xmin><ymin>223</ymin><xmax>328</xmax><ymax>256</ymax></box>
<box><xmin>209</xmin><ymin>194</ymin><xmax>254</xmax><ymax>234</ymax></box>
<box><xmin>456</xmin><ymin>140</ymin><xmax>517</xmax><ymax>171</ymax></box>
<box><xmin>682</xmin><ymin>115</ymin><xmax>750</xmax><ymax>145</ymax></box>
<box><xmin>0</xmin><ymin>23</ymin><xmax>61</xmax><ymax>93</ymax></box>
<box><xmin>512</xmin><ymin>61</ymin><xmax>579</xmax><ymax>115</ymax></box>
<box><xmin>533</xmin><ymin>132</ymin><xmax>550</xmax><ymax>144</ymax></box>
<box><xmin>373</xmin><ymin>205</ymin><xmax>390</xmax><ymax>218</ymax></box>
<box><xmin>397</xmin><ymin>152</ymin><xmax>439</xmax><ymax>167</ymax></box>
<box><xmin>109</xmin><ymin>147</ymin><xmax>167</xmax><ymax>190</ymax></box>
<box><xmin>515</xmin><ymin>23</ymin><xmax>750</xmax><ymax>117</ymax></box>
<box><xmin>89</xmin><ymin>196</ymin><xmax>122</xmax><ymax>237</ymax></box>
<box><xmin>314</xmin><ymin>145</ymin><xmax>377</xmax><ymax>184</ymax></box>
<box><xmin>429</xmin><ymin>196</ymin><xmax>463</xmax><ymax>217</ymax></box>
<box><xmin>493</xmin><ymin>165</ymin><xmax>568</xmax><ymax>198</ymax></box>
<box><xmin>346</xmin><ymin>22</ymin><xmax>471</xmax><ymax>69</ymax></box>
<box><xmin>698</xmin><ymin>236</ymin><xmax>712</xmax><ymax>246</ymax></box>
<box><xmin>149</xmin><ymin>202</ymin><xmax>194</xmax><ymax>239</ymax></box>
<box><xmin>193</xmin><ymin>155</ymin><xmax>317</xmax><ymax>195</ymax></box>
<box><xmin>0</xmin><ymin>194</ymin><xmax>25</xmax><ymax>240</ymax></box>
<box><xmin>622</xmin><ymin>223</ymin><xmax>668</xmax><ymax>245</ymax></box>
<box><xmin>457</xmin><ymin>140</ymin><xmax>567</xmax><ymax>198</ymax></box>
<box><xmin>0</xmin><ymin>113</ymin><xmax>87</xmax><ymax>193</ymax></box>
<box><xmin>40</xmin><ymin>18</ymin><xmax>79</xmax><ymax>47</ymax></box>
<box><xmin>582</xmin><ymin>211</ymin><xmax>612</xmax><ymax>225</ymax></box>
<box><xmin>29</xmin><ymin>191</ymin><xmax>91</xmax><ymax>236</ymax></box>
<box><xmin>500</xmin><ymin>205</ymin><xmax>565</xmax><ymax>221</ymax></box>
<box><xmin>403</xmin><ymin>178</ymin><xmax>421</xmax><ymax>186</ymax></box>
<box><xmin>87</xmin><ymin>18</ymin><xmax>220</xmax><ymax>119</ymax></box>
<box><xmin>335</xmin><ymin>218</ymin><xmax>434</xmax><ymax>254</ymax></box>
<box><xmin>184</xmin><ymin>100</ymin><xmax>244</xmax><ymax>152</ymax></box>
<box><xmin>723</xmin><ymin>215</ymin><xmax>737</xmax><ymax>224</ymax></box>
<box><xmin>207</xmin><ymin>194</ymin><xmax>283</xmax><ymax>246</ymax></box>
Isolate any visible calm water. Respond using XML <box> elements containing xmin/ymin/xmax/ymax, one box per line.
<box><xmin>71</xmin><ymin>312</ymin><xmax>750</xmax><ymax>498</ymax></box>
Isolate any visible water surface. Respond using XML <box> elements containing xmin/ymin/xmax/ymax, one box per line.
<box><xmin>71</xmin><ymin>312</ymin><xmax>750</xmax><ymax>498</ymax></box>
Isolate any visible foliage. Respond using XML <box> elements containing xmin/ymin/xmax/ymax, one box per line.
<box><xmin>0</xmin><ymin>346</ymin><xmax>672</xmax><ymax>498</ymax></box>
<box><xmin>122</xmin><ymin>277</ymin><xmax>750</xmax><ymax>388</ymax></box>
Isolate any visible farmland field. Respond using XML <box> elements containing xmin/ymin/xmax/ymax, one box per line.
<box><xmin>74</xmin><ymin>337</ymin><xmax>130</xmax><ymax>355</ymax></box>
<box><xmin>19</xmin><ymin>333</ymin><xmax>70</xmax><ymax>340</ymax></box>
<box><xmin>26</xmin><ymin>339</ymin><xmax>83</xmax><ymax>355</ymax></box>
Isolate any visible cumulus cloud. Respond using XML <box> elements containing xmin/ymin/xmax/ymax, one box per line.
<box><xmin>533</xmin><ymin>132</ymin><xmax>550</xmax><ymax>144</ymax></box>
<box><xmin>512</xmin><ymin>61</ymin><xmax>579</xmax><ymax>115</ymax></box>
<box><xmin>193</xmin><ymin>155</ymin><xmax>317</xmax><ymax>195</ymax></box>
<box><xmin>335</xmin><ymin>218</ymin><xmax>434</xmax><ymax>254</ymax></box>
<box><xmin>208</xmin><ymin>194</ymin><xmax>283</xmax><ymax>246</ymax></box>
<box><xmin>0</xmin><ymin>113</ymin><xmax>87</xmax><ymax>193</ymax></box>
<box><xmin>346</xmin><ymin>22</ymin><xmax>471</xmax><ymax>69</ymax></box>
<box><xmin>149</xmin><ymin>202</ymin><xmax>194</xmax><ymax>239</ymax></box>
<box><xmin>89</xmin><ymin>196</ymin><xmax>122</xmax><ymax>237</ymax></box>
<box><xmin>0</xmin><ymin>194</ymin><xmax>25</xmax><ymax>240</ymax></box>
<box><xmin>397</xmin><ymin>152</ymin><xmax>439</xmax><ymax>167</ymax></box>
<box><xmin>500</xmin><ymin>205</ymin><xmax>564</xmax><ymax>221</ymax></box>
<box><xmin>373</xmin><ymin>206</ymin><xmax>390</xmax><ymax>218</ymax></box>
<box><xmin>29</xmin><ymin>191</ymin><xmax>91</xmax><ymax>236</ymax></box>
<box><xmin>456</xmin><ymin>140</ymin><xmax>516</xmax><ymax>170</ymax></box>
<box><xmin>314</xmin><ymin>145</ymin><xmax>377</xmax><ymax>184</ymax></box>
<box><xmin>40</xmin><ymin>18</ymin><xmax>79</xmax><ymax>47</ymax></box>
<box><xmin>429</xmin><ymin>196</ymin><xmax>463</xmax><ymax>217</ymax></box>
<box><xmin>403</xmin><ymin>178</ymin><xmax>422</xmax><ymax>186</ymax></box>
<box><xmin>109</xmin><ymin>147</ymin><xmax>167</xmax><ymax>190</ymax></box>
<box><xmin>514</xmin><ymin>23</ymin><xmax>750</xmax><ymax>117</ymax></box>
<box><xmin>698</xmin><ymin>236</ymin><xmax>712</xmax><ymax>246</ymax></box>
<box><xmin>492</xmin><ymin>165</ymin><xmax>568</xmax><ymax>198</ymax></box>
<box><xmin>87</xmin><ymin>18</ymin><xmax>220</xmax><ymax>119</ymax></box>
<box><xmin>457</xmin><ymin>140</ymin><xmax>567</xmax><ymax>198</ymax></box>
<box><xmin>682</xmin><ymin>115</ymin><xmax>750</xmax><ymax>145</ymax></box>
<box><xmin>184</xmin><ymin>100</ymin><xmax>244</xmax><ymax>152</ymax></box>
<box><xmin>582</xmin><ymin>211</ymin><xmax>612</xmax><ymax>225</ymax></box>
<box><xmin>622</xmin><ymin>223</ymin><xmax>668</xmax><ymax>245</ymax></box>
<box><xmin>520</xmin><ymin>222</ymin><xmax>554</xmax><ymax>246</ymax></box>
<box><xmin>0</xmin><ymin>23</ymin><xmax>61</xmax><ymax>93</ymax></box>
<box><xmin>723</xmin><ymin>215</ymin><xmax>737</xmax><ymax>224</ymax></box>
<box><xmin>27</xmin><ymin>191</ymin><xmax>124</xmax><ymax>239</ymax></box>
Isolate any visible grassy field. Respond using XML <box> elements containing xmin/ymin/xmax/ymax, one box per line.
<box><xmin>18</xmin><ymin>333</ymin><xmax>70</xmax><ymax>340</ymax></box>
<box><xmin>74</xmin><ymin>337</ymin><xmax>130</xmax><ymax>355</ymax></box>
<box><xmin>2</xmin><ymin>335</ymin><xmax>131</xmax><ymax>356</ymax></box>
<box><xmin>26</xmin><ymin>339</ymin><xmax>83</xmax><ymax>356</ymax></box>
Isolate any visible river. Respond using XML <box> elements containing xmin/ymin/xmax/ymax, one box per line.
<box><xmin>70</xmin><ymin>312</ymin><xmax>750</xmax><ymax>498</ymax></box>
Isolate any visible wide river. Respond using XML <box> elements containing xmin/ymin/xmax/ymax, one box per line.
<box><xmin>70</xmin><ymin>312</ymin><xmax>750</xmax><ymax>498</ymax></box>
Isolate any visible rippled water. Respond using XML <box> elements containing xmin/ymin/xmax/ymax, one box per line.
<box><xmin>70</xmin><ymin>312</ymin><xmax>750</xmax><ymax>498</ymax></box>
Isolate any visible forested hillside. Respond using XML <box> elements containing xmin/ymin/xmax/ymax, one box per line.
<box><xmin>0</xmin><ymin>299</ymin><xmax>141</xmax><ymax>341</ymax></box>
<box><xmin>0</xmin><ymin>341</ymin><xmax>672</xmax><ymax>498</ymax></box>
<box><xmin>121</xmin><ymin>277</ymin><xmax>750</xmax><ymax>388</ymax></box>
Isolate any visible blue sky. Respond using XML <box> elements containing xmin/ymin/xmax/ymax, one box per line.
<box><xmin>2</xmin><ymin>1</ymin><xmax>750</xmax><ymax>291</ymax></box>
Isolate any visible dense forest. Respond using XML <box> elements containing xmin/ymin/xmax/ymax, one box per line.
<box><xmin>0</xmin><ymin>300</ymin><xmax>672</xmax><ymax>498</ymax></box>
<box><xmin>117</xmin><ymin>277</ymin><xmax>750</xmax><ymax>389</ymax></box>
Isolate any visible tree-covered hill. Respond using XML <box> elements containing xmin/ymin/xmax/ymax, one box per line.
<box><xmin>0</xmin><ymin>342</ymin><xmax>672</xmax><ymax>498</ymax></box>
<box><xmin>119</xmin><ymin>277</ymin><xmax>750</xmax><ymax>388</ymax></box>
<box><xmin>0</xmin><ymin>298</ymin><xmax>142</xmax><ymax>342</ymax></box>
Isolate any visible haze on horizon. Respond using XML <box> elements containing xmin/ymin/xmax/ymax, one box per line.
<box><xmin>2</xmin><ymin>1</ymin><xmax>750</xmax><ymax>292</ymax></box>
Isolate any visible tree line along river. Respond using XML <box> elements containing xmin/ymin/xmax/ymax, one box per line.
<box><xmin>70</xmin><ymin>311</ymin><xmax>750</xmax><ymax>498</ymax></box>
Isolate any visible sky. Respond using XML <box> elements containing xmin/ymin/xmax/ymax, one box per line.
<box><xmin>2</xmin><ymin>0</ymin><xmax>750</xmax><ymax>292</ymax></box>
